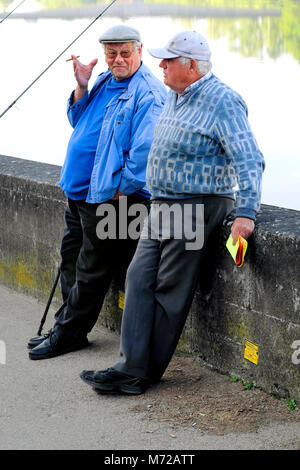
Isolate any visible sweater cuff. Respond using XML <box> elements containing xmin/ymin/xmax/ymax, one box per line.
<box><xmin>235</xmin><ymin>207</ymin><xmax>257</xmax><ymax>221</ymax></box>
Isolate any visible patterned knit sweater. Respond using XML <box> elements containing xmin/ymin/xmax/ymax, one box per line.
<box><xmin>146</xmin><ymin>73</ymin><xmax>265</xmax><ymax>220</ymax></box>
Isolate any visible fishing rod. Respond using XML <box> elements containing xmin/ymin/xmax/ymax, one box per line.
<box><xmin>0</xmin><ymin>0</ymin><xmax>26</xmax><ymax>24</ymax></box>
<box><xmin>0</xmin><ymin>0</ymin><xmax>117</xmax><ymax>120</ymax></box>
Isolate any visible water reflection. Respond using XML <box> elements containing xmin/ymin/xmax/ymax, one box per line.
<box><xmin>208</xmin><ymin>5</ymin><xmax>300</xmax><ymax>64</ymax></box>
<box><xmin>1</xmin><ymin>0</ymin><xmax>300</xmax><ymax>64</ymax></box>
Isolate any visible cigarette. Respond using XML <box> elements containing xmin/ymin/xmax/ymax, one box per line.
<box><xmin>66</xmin><ymin>56</ymin><xmax>80</xmax><ymax>62</ymax></box>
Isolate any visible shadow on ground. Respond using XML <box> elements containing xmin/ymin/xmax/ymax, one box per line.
<box><xmin>130</xmin><ymin>355</ymin><xmax>300</xmax><ymax>437</ymax></box>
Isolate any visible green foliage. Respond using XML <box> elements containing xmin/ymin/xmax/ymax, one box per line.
<box><xmin>285</xmin><ymin>398</ymin><xmax>298</xmax><ymax>411</ymax></box>
<box><xmin>1</xmin><ymin>0</ymin><xmax>299</xmax><ymax>65</ymax></box>
<box><xmin>148</xmin><ymin>0</ymin><xmax>300</xmax><ymax>65</ymax></box>
<box><xmin>148</xmin><ymin>0</ymin><xmax>282</xmax><ymax>7</ymax></box>
<box><xmin>0</xmin><ymin>0</ymin><xmax>14</xmax><ymax>10</ymax></box>
<box><xmin>231</xmin><ymin>375</ymin><xmax>239</xmax><ymax>382</ymax></box>
<box><xmin>39</xmin><ymin>0</ymin><xmax>105</xmax><ymax>8</ymax></box>
<box><xmin>230</xmin><ymin>376</ymin><xmax>253</xmax><ymax>390</ymax></box>
<box><xmin>206</xmin><ymin>0</ymin><xmax>300</xmax><ymax>64</ymax></box>
<box><xmin>0</xmin><ymin>0</ymin><xmax>104</xmax><ymax>11</ymax></box>
<box><xmin>244</xmin><ymin>381</ymin><xmax>254</xmax><ymax>390</ymax></box>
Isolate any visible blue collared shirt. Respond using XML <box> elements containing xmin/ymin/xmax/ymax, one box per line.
<box><xmin>60</xmin><ymin>76</ymin><xmax>130</xmax><ymax>200</ymax></box>
<box><xmin>59</xmin><ymin>63</ymin><xmax>167</xmax><ymax>203</ymax></box>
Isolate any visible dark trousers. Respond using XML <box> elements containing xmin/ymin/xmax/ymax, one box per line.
<box><xmin>113</xmin><ymin>196</ymin><xmax>234</xmax><ymax>382</ymax></box>
<box><xmin>53</xmin><ymin>194</ymin><xmax>149</xmax><ymax>337</ymax></box>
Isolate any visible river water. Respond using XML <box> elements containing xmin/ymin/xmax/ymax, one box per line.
<box><xmin>0</xmin><ymin>0</ymin><xmax>299</xmax><ymax>211</ymax></box>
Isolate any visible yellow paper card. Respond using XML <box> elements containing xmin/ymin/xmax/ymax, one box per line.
<box><xmin>226</xmin><ymin>234</ymin><xmax>248</xmax><ymax>267</ymax></box>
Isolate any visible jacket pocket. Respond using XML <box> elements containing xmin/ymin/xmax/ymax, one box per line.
<box><xmin>114</xmin><ymin>119</ymin><xmax>131</xmax><ymax>163</ymax></box>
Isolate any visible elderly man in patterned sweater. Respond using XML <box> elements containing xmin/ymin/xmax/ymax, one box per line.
<box><xmin>80</xmin><ymin>30</ymin><xmax>265</xmax><ymax>395</ymax></box>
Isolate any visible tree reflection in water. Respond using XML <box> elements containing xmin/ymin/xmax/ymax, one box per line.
<box><xmin>1</xmin><ymin>0</ymin><xmax>299</xmax><ymax>63</ymax></box>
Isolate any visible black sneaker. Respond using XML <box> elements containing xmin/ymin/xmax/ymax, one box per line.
<box><xmin>27</xmin><ymin>329</ymin><xmax>53</xmax><ymax>349</ymax></box>
<box><xmin>80</xmin><ymin>368</ymin><xmax>149</xmax><ymax>395</ymax></box>
<box><xmin>28</xmin><ymin>329</ymin><xmax>89</xmax><ymax>360</ymax></box>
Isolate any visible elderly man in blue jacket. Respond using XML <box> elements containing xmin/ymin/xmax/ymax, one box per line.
<box><xmin>28</xmin><ymin>25</ymin><xmax>167</xmax><ymax>360</ymax></box>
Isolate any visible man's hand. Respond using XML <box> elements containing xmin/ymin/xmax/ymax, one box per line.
<box><xmin>72</xmin><ymin>55</ymin><xmax>98</xmax><ymax>103</ymax></box>
<box><xmin>231</xmin><ymin>217</ymin><xmax>255</xmax><ymax>245</ymax></box>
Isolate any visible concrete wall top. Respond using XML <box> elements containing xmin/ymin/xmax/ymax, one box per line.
<box><xmin>1</xmin><ymin>153</ymin><xmax>300</xmax><ymax>230</ymax></box>
<box><xmin>255</xmin><ymin>205</ymin><xmax>300</xmax><ymax>241</ymax></box>
<box><xmin>0</xmin><ymin>154</ymin><xmax>61</xmax><ymax>184</ymax></box>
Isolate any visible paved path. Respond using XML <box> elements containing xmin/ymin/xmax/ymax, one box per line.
<box><xmin>0</xmin><ymin>284</ymin><xmax>300</xmax><ymax>451</ymax></box>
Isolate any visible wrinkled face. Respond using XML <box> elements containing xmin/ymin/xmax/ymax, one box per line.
<box><xmin>159</xmin><ymin>57</ymin><xmax>191</xmax><ymax>94</ymax></box>
<box><xmin>104</xmin><ymin>42</ymin><xmax>142</xmax><ymax>81</ymax></box>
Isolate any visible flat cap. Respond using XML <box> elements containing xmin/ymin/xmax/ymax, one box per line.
<box><xmin>99</xmin><ymin>25</ymin><xmax>141</xmax><ymax>44</ymax></box>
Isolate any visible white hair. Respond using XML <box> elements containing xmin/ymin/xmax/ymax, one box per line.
<box><xmin>132</xmin><ymin>40</ymin><xmax>142</xmax><ymax>51</ymax></box>
<box><xmin>178</xmin><ymin>56</ymin><xmax>212</xmax><ymax>75</ymax></box>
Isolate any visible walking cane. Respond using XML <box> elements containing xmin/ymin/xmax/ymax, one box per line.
<box><xmin>37</xmin><ymin>267</ymin><xmax>61</xmax><ymax>336</ymax></box>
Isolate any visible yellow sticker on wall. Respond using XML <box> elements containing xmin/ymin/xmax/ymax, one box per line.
<box><xmin>244</xmin><ymin>340</ymin><xmax>259</xmax><ymax>365</ymax></box>
<box><xmin>118</xmin><ymin>291</ymin><xmax>125</xmax><ymax>310</ymax></box>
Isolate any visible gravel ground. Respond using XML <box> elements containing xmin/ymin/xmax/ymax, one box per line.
<box><xmin>131</xmin><ymin>355</ymin><xmax>300</xmax><ymax>439</ymax></box>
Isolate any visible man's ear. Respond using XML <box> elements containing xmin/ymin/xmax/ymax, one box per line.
<box><xmin>190</xmin><ymin>59</ymin><xmax>198</xmax><ymax>72</ymax></box>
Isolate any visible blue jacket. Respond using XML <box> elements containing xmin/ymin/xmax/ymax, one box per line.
<box><xmin>62</xmin><ymin>63</ymin><xmax>167</xmax><ymax>203</ymax></box>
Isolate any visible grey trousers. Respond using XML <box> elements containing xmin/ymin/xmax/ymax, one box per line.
<box><xmin>113</xmin><ymin>196</ymin><xmax>234</xmax><ymax>382</ymax></box>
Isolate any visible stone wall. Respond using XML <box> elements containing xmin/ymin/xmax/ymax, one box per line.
<box><xmin>0</xmin><ymin>154</ymin><xmax>299</xmax><ymax>401</ymax></box>
<box><xmin>0</xmin><ymin>155</ymin><xmax>66</xmax><ymax>302</ymax></box>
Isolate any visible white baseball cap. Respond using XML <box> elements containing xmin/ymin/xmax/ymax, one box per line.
<box><xmin>148</xmin><ymin>30</ymin><xmax>211</xmax><ymax>61</ymax></box>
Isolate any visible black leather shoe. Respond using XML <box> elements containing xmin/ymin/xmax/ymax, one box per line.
<box><xmin>29</xmin><ymin>330</ymin><xmax>89</xmax><ymax>360</ymax></box>
<box><xmin>80</xmin><ymin>368</ymin><xmax>149</xmax><ymax>395</ymax></box>
<box><xmin>27</xmin><ymin>330</ymin><xmax>53</xmax><ymax>350</ymax></box>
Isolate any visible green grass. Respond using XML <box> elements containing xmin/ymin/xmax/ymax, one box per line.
<box><xmin>285</xmin><ymin>399</ymin><xmax>298</xmax><ymax>411</ymax></box>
